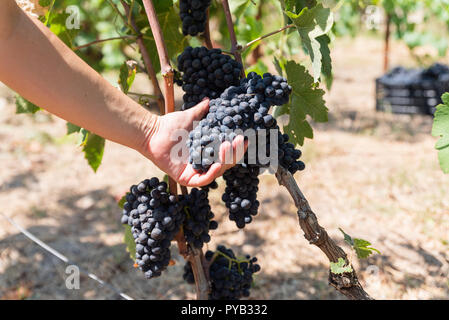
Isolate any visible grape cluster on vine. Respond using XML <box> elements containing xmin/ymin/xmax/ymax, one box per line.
<box><xmin>183</xmin><ymin>245</ymin><xmax>261</xmax><ymax>300</ymax></box>
<box><xmin>187</xmin><ymin>71</ymin><xmax>303</xmax><ymax>173</ymax></box>
<box><xmin>185</xmin><ymin>71</ymin><xmax>305</xmax><ymax>228</ymax></box>
<box><xmin>179</xmin><ymin>0</ymin><xmax>211</xmax><ymax>36</ymax></box>
<box><xmin>222</xmin><ymin>164</ymin><xmax>260</xmax><ymax>228</ymax></box>
<box><xmin>182</xmin><ymin>187</ymin><xmax>218</xmax><ymax>249</ymax></box>
<box><xmin>121</xmin><ymin>178</ymin><xmax>184</xmax><ymax>279</ymax></box>
<box><xmin>177</xmin><ymin>46</ymin><xmax>243</xmax><ymax>110</ymax></box>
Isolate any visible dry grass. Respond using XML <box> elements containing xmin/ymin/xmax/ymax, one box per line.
<box><xmin>0</xmin><ymin>36</ymin><xmax>448</xmax><ymax>300</ymax></box>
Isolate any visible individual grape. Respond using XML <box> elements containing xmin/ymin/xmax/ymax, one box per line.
<box><xmin>120</xmin><ymin>178</ymin><xmax>185</xmax><ymax>279</ymax></box>
<box><xmin>183</xmin><ymin>245</ymin><xmax>260</xmax><ymax>300</ymax></box>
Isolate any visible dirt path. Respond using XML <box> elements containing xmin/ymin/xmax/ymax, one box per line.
<box><xmin>0</xmin><ymin>36</ymin><xmax>448</xmax><ymax>300</ymax></box>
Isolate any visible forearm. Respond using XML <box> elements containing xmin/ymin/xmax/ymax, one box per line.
<box><xmin>0</xmin><ymin>1</ymin><xmax>156</xmax><ymax>152</ymax></box>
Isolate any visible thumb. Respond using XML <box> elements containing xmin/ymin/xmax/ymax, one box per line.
<box><xmin>186</xmin><ymin>98</ymin><xmax>210</xmax><ymax>121</ymax></box>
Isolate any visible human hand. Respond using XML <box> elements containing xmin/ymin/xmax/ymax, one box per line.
<box><xmin>140</xmin><ymin>99</ymin><xmax>247</xmax><ymax>187</ymax></box>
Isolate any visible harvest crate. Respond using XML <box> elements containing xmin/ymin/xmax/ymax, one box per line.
<box><xmin>375</xmin><ymin>64</ymin><xmax>449</xmax><ymax>115</ymax></box>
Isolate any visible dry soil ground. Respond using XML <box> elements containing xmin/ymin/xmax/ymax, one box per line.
<box><xmin>0</xmin><ymin>36</ymin><xmax>448</xmax><ymax>300</ymax></box>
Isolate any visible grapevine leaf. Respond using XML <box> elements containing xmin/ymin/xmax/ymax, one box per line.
<box><xmin>285</xmin><ymin>116</ymin><xmax>314</xmax><ymax>144</ymax></box>
<box><xmin>285</xmin><ymin>4</ymin><xmax>333</xmax><ymax>82</ymax></box>
<box><xmin>152</xmin><ymin>0</ymin><xmax>173</xmax><ymax>13</ymax></box>
<box><xmin>339</xmin><ymin>228</ymin><xmax>354</xmax><ymax>246</ymax></box>
<box><xmin>118</xmin><ymin>193</ymin><xmax>129</xmax><ymax>209</ymax></box>
<box><xmin>48</xmin><ymin>13</ymin><xmax>79</xmax><ymax>48</ymax></box>
<box><xmin>119</xmin><ymin>61</ymin><xmax>137</xmax><ymax>94</ymax></box>
<box><xmin>239</xmin><ymin>15</ymin><xmax>263</xmax><ymax>60</ymax></box>
<box><xmin>284</xmin><ymin>0</ymin><xmax>318</xmax><ymax>13</ymax></box>
<box><xmin>286</xmin><ymin>61</ymin><xmax>328</xmax><ymax>121</ymax></box>
<box><xmin>41</xmin><ymin>0</ymin><xmax>55</xmax><ymax>25</ymax></box>
<box><xmin>139</xmin><ymin>8</ymin><xmax>188</xmax><ymax>74</ymax></box>
<box><xmin>39</xmin><ymin>0</ymin><xmax>52</xmax><ymax>7</ymax></box>
<box><xmin>353</xmin><ymin>238</ymin><xmax>381</xmax><ymax>259</ymax></box>
<box><xmin>78</xmin><ymin>128</ymin><xmax>89</xmax><ymax>146</ymax></box>
<box><xmin>246</xmin><ymin>60</ymin><xmax>269</xmax><ymax>76</ymax></box>
<box><xmin>123</xmin><ymin>225</ymin><xmax>136</xmax><ymax>261</ymax></box>
<box><xmin>231</xmin><ymin>0</ymin><xmax>252</xmax><ymax>18</ymax></box>
<box><xmin>317</xmin><ymin>34</ymin><xmax>333</xmax><ymax>89</ymax></box>
<box><xmin>15</xmin><ymin>95</ymin><xmax>40</xmax><ymax>114</ymax></box>
<box><xmin>82</xmin><ymin>133</ymin><xmax>105</xmax><ymax>172</ymax></box>
<box><xmin>432</xmin><ymin>93</ymin><xmax>449</xmax><ymax>173</ymax></box>
<box><xmin>330</xmin><ymin>258</ymin><xmax>353</xmax><ymax>274</ymax></box>
<box><xmin>66</xmin><ymin>123</ymin><xmax>81</xmax><ymax>135</ymax></box>
<box><xmin>133</xmin><ymin>0</ymin><xmax>173</xmax><ymax>13</ymax></box>
<box><xmin>339</xmin><ymin>228</ymin><xmax>380</xmax><ymax>259</ymax></box>
<box><xmin>273</xmin><ymin>56</ymin><xmax>285</xmax><ymax>77</ymax></box>
<box><xmin>278</xmin><ymin>60</ymin><xmax>327</xmax><ymax>145</ymax></box>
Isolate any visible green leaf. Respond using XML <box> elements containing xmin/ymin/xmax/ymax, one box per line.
<box><xmin>118</xmin><ymin>193</ymin><xmax>129</xmax><ymax>209</ymax></box>
<box><xmin>49</xmin><ymin>12</ymin><xmax>80</xmax><ymax>48</ymax></box>
<box><xmin>163</xmin><ymin>174</ymin><xmax>170</xmax><ymax>186</ymax></box>
<box><xmin>330</xmin><ymin>258</ymin><xmax>353</xmax><ymax>274</ymax></box>
<box><xmin>432</xmin><ymin>93</ymin><xmax>449</xmax><ymax>173</ymax></box>
<box><xmin>353</xmin><ymin>238</ymin><xmax>381</xmax><ymax>259</ymax></box>
<box><xmin>273</xmin><ymin>56</ymin><xmax>285</xmax><ymax>77</ymax></box>
<box><xmin>119</xmin><ymin>61</ymin><xmax>137</xmax><ymax>94</ymax></box>
<box><xmin>123</xmin><ymin>225</ymin><xmax>136</xmax><ymax>261</ymax></box>
<box><xmin>339</xmin><ymin>228</ymin><xmax>354</xmax><ymax>246</ymax></box>
<box><xmin>82</xmin><ymin>133</ymin><xmax>105</xmax><ymax>172</ymax></box>
<box><xmin>285</xmin><ymin>4</ymin><xmax>334</xmax><ymax>82</ymax></box>
<box><xmin>245</xmin><ymin>60</ymin><xmax>269</xmax><ymax>76</ymax></box>
<box><xmin>285</xmin><ymin>0</ymin><xmax>318</xmax><ymax>13</ymax></box>
<box><xmin>78</xmin><ymin>128</ymin><xmax>89</xmax><ymax>146</ymax></box>
<box><xmin>231</xmin><ymin>0</ymin><xmax>252</xmax><ymax>18</ymax></box>
<box><xmin>277</xmin><ymin>60</ymin><xmax>328</xmax><ymax>146</ymax></box>
<box><xmin>39</xmin><ymin>0</ymin><xmax>52</xmax><ymax>7</ymax></box>
<box><xmin>133</xmin><ymin>0</ymin><xmax>173</xmax><ymax>13</ymax></box>
<box><xmin>139</xmin><ymin>8</ymin><xmax>188</xmax><ymax>75</ymax></box>
<box><xmin>15</xmin><ymin>95</ymin><xmax>40</xmax><ymax>114</ymax></box>
<box><xmin>317</xmin><ymin>34</ymin><xmax>333</xmax><ymax>89</ymax></box>
<box><xmin>119</xmin><ymin>191</ymin><xmax>134</xmax><ymax>261</ymax></box>
<box><xmin>339</xmin><ymin>228</ymin><xmax>381</xmax><ymax>259</ymax></box>
<box><xmin>66</xmin><ymin>123</ymin><xmax>81</xmax><ymax>135</ymax></box>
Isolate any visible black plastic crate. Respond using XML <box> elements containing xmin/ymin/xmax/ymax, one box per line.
<box><xmin>375</xmin><ymin>64</ymin><xmax>449</xmax><ymax>115</ymax></box>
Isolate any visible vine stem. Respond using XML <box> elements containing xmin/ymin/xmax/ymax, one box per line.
<box><xmin>275</xmin><ymin>167</ymin><xmax>373</xmax><ymax>300</ymax></box>
<box><xmin>120</xmin><ymin>1</ymin><xmax>165</xmax><ymax>115</ymax></box>
<box><xmin>202</xmin><ymin>8</ymin><xmax>214</xmax><ymax>50</ymax></box>
<box><xmin>242</xmin><ymin>24</ymin><xmax>295</xmax><ymax>51</ymax></box>
<box><xmin>220</xmin><ymin>0</ymin><xmax>245</xmax><ymax>77</ymax></box>
<box><xmin>140</xmin><ymin>0</ymin><xmax>210</xmax><ymax>300</ymax></box>
<box><xmin>219</xmin><ymin>0</ymin><xmax>372</xmax><ymax>300</ymax></box>
<box><xmin>73</xmin><ymin>35</ymin><xmax>137</xmax><ymax>51</ymax></box>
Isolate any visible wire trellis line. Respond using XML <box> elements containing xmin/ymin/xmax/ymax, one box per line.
<box><xmin>0</xmin><ymin>212</ymin><xmax>134</xmax><ymax>301</ymax></box>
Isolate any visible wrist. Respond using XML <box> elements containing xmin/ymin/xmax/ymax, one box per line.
<box><xmin>137</xmin><ymin>111</ymin><xmax>161</xmax><ymax>160</ymax></box>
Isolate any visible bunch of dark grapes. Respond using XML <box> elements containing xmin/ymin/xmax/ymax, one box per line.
<box><xmin>120</xmin><ymin>177</ymin><xmax>185</xmax><ymax>279</ymax></box>
<box><xmin>182</xmin><ymin>188</ymin><xmax>218</xmax><ymax>248</ymax></box>
<box><xmin>186</xmin><ymin>72</ymin><xmax>305</xmax><ymax>228</ymax></box>
<box><xmin>179</xmin><ymin>0</ymin><xmax>211</xmax><ymax>36</ymax></box>
<box><xmin>187</xmin><ymin>72</ymin><xmax>304</xmax><ymax>173</ymax></box>
<box><xmin>222</xmin><ymin>164</ymin><xmax>260</xmax><ymax>228</ymax></box>
<box><xmin>177</xmin><ymin>46</ymin><xmax>243</xmax><ymax>110</ymax></box>
<box><xmin>183</xmin><ymin>245</ymin><xmax>261</xmax><ymax>300</ymax></box>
